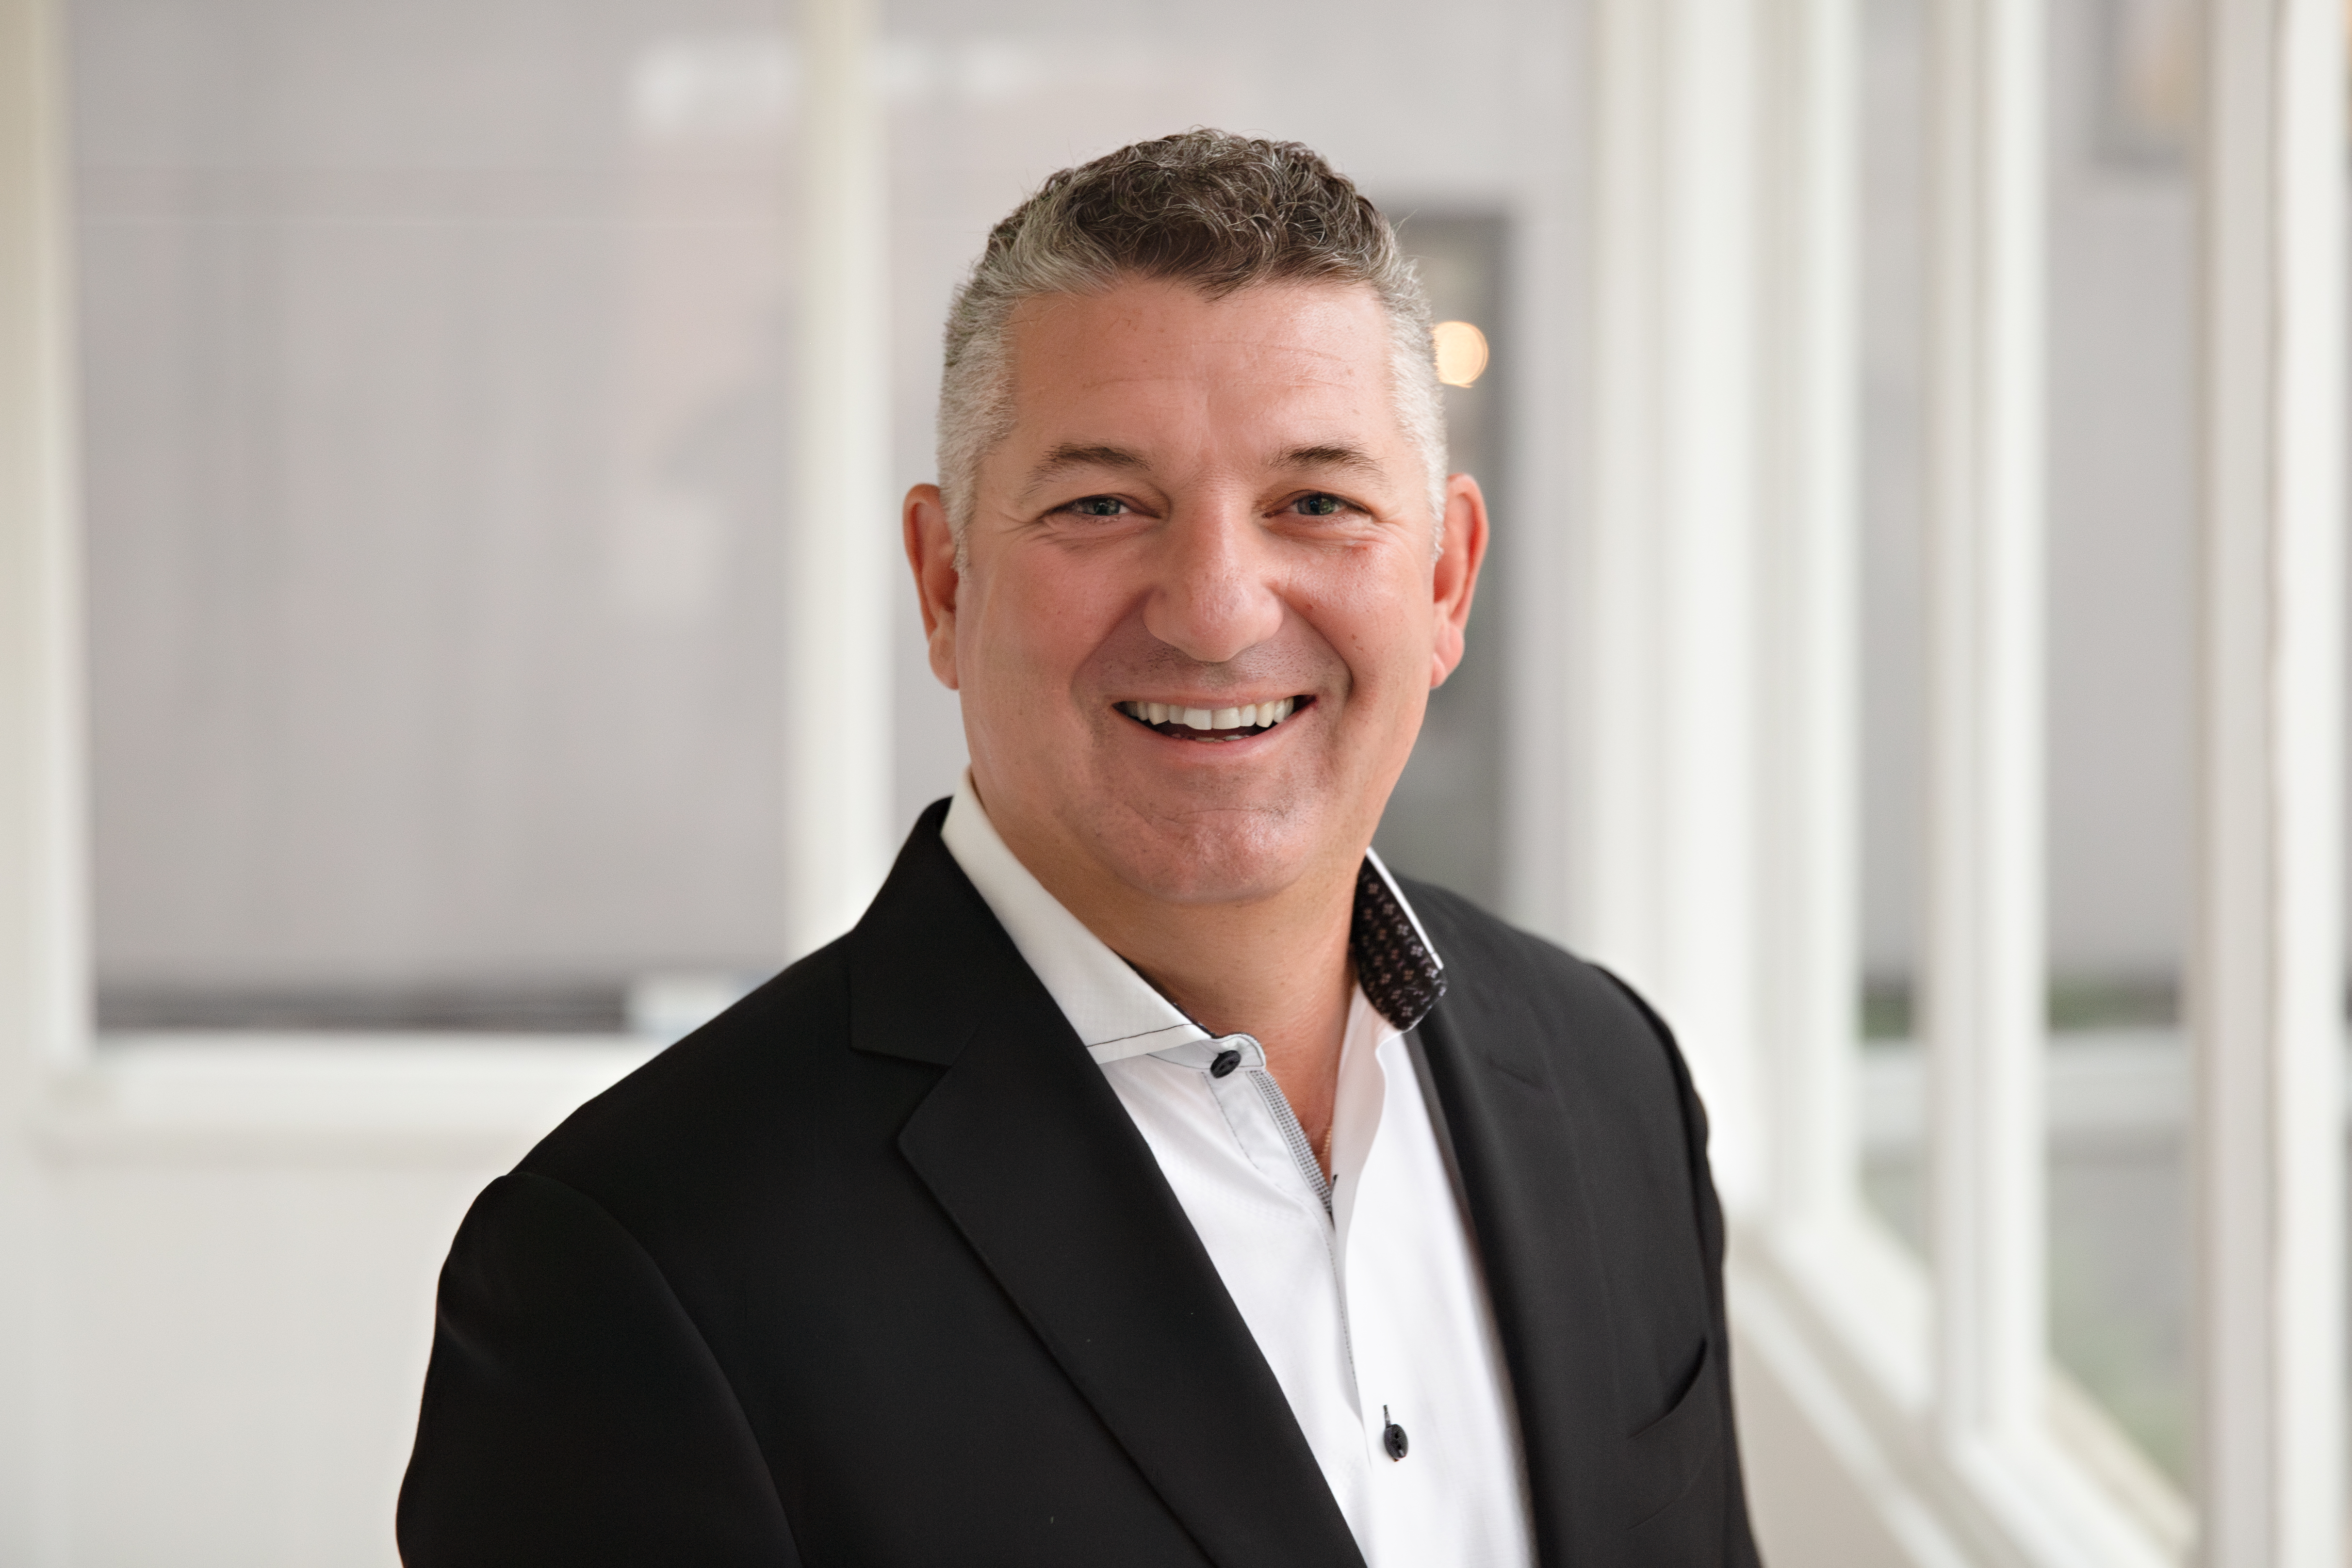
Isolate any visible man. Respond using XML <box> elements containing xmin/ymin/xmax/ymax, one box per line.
<box><xmin>398</xmin><ymin>130</ymin><xmax>1758</xmax><ymax>1567</ymax></box>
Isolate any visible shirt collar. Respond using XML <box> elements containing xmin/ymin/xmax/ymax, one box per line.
<box><xmin>938</xmin><ymin>773</ymin><xmax>1446</xmax><ymax>1066</ymax></box>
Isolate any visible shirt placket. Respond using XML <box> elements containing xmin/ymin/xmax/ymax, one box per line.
<box><xmin>1149</xmin><ymin>1034</ymin><xmax>1361</xmax><ymax>1409</ymax></box>
<box><xmin>1149</xmin><ymin>1036</ymin><xmax>1327</xmax><ymax>1210</ymax></box>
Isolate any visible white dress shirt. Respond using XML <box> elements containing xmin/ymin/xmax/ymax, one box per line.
<box><xmin>941</xmin><ymin>775</ymin><xmax>1534</xmax><ymax>1568</ymax></box>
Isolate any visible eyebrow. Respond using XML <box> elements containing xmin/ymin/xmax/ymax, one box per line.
<box><xmin>1274</xmin><ymin>443</ymin><xmax>1382</xmax><ymax>476</ymax></box>
<box><xmin>1023</xmin><ymin>443</ymin><xmax>1150</xmax><ymax>494</ymax></box>
<box><xmin>1019</xmin><ymin>439</ymin><xmax>1387</xmax><ymax>499</ymax></box>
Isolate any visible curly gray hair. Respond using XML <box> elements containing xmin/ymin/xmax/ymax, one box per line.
<box><xmin>935</xmin><ymin>129</ymin><xmax>1447</xmax><ymax>569</ymax></box>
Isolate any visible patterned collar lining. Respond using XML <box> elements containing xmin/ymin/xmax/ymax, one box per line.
<box><xmin>1351</xmin><ymin>858</ymin><xmax>1446</xmax><ymax>1033</ymax></box>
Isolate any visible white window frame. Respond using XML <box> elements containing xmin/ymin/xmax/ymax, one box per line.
<box><xmin>2191</xmin><ymin>0</ymin><xmax>2346</xmax><ymax>1556</ymax></box>
<box><xmin>1572</xmin><ymin>0</ymin><xmax>2346</xmax><ymax>1563</ymax></box>
<box><xmin>0</xmin><ymin>0</ymin><xmax>892</xmax><ymax>1549</ymax></box>
<box><xmin>0</xmin><ymin>0</ymin><xmax>894</xmax><ymax>1069</ymax></box>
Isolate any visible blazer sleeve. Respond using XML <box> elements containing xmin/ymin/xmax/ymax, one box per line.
<box><xmin>396</xmin><ymin>1171</ymin><xmax>802</xmax><ymax>1568</ymax></box>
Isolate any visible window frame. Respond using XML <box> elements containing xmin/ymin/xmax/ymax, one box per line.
<box><xmin>1569</xmin><ymin>0</ymin><xmax>2344</xmax><ymax>1561</ymax></box>
<box><xmin>0</xmin><ymin>3</ymin><xmax>889</xmax><ymax>1543</ymax></box>
<box><xmin>0</xmin><ymin>0</ymin><xmax>894</xmax><ymax>1075</ymax></box>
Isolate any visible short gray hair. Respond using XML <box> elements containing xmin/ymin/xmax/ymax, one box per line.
<box><xmin>936</xmin><ymin>130</ymin><xmax>1446</xmax><ymax>567</ymax></box>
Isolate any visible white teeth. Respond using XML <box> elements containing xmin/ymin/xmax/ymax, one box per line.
<box><xmin>1125</xmin><ymin>697</ymin><xmax>1301</xmax><ymax>731</ymax></box>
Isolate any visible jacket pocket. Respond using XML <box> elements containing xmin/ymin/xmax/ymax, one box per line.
<box><xmin>1621</xmin><ymin>1338</ymin><xmax>1723</xmax><ymax>1530</ymax></box>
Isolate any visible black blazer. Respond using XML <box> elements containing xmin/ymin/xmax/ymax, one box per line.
<box><xmin>397</xmin><ymin>802</ymin><xmax>1760</xmax><ymax>1567</ymax></box>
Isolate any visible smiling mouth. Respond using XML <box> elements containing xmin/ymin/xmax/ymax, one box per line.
<box><xmin>1118</xmin><ymin>696</ymin><xmax>1307</xmax><ymax>741</ymax></box>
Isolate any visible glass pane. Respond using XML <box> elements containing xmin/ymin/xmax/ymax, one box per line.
<box><xmin>1858</xmin><ymin>0</ymin><xmax>1931</xmax><ymax>1252</ymax></box>
<box><xmin>76</xmin><ymin>0</ymin><xmax>805</xmax><ymax>1033</ymax></box>
<box><xmin>2043</xmin><ymin>0</ymin><xmax>2195</xmax><ymax>1487</ymax></box>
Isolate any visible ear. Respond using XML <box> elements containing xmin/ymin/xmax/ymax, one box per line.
<box><xmin>1429</xmin><ymin>473</ymin><xmax>1489</xmax><ymax>688</ymax></box>
<box><xmin>903</xmin><ymin>483</ymin><xmax>962</xmax><ymax>690</ymax></box>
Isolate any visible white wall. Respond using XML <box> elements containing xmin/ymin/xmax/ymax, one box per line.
<box><xmin>10</xmin><ymin>1046</ymin><xmax>654</xmax><ymax>1566</ymax></box>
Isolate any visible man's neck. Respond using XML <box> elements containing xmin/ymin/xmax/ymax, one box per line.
<box><xmin>985</xmin><ymin>803</ymin><xmax>1363</xmax><ymax>1174</ymax></box>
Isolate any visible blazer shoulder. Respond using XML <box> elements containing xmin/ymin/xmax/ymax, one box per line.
<box><xmin>514</xmin><ymin>935</ymin><xmax>920</xmax><ymax>1206</ymax></box>
<box><xmin>506</xmin><ymin>806</ymin><xmax>1042</xmax><ymax>1237</ymax></box>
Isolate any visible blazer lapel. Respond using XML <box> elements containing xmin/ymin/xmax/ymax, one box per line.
<box><xmin>1412</xmin><ymin>969</ymin><xmax>1625</xmax><ymax>1568</ymax></box>
<box><xmin>848</xmin><ymin>809</ymin><xmax>1366</xmax><ymax>1568</ymax></box>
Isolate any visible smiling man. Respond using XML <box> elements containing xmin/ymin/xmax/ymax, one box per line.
<box><xmin>398</xmin><ymin>132</ymin><xmax>1758</xmax><ymax>1568</ymax></box>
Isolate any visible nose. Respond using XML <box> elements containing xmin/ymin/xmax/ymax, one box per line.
<box><xmin>1139</xmin><ymin>496</ymin><xmax>1287</xmax><ymax>665</ymax></box>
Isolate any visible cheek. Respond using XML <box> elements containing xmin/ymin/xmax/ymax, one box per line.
<box><xmin>959</xmin><ymin>552</ymin><xmax>1127</xmax><ymax>702</ymax></box>
<box><xmin>1297</xmin><ymin>553</ymin><xmax>1437</xmax><ymax>697</ymax></box>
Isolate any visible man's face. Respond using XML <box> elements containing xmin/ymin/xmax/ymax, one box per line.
<box><xmin>905</xmin><ymin>276</ymin><xmax>1486</xmax><ymax>911</ymax></box>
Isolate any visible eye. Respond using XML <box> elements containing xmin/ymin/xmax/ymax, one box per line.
<box><xmin>1290</xmin><ymin>492</ymin><xmax>1349</xmax><ymax>517</ymax></box>
<box><xmin>1062</xmin><ymin>495</ymin><xmax>1128</xmax><ymax>517</ymax></box>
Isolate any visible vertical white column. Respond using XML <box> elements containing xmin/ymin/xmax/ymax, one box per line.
<box><xmin>1755</xmin><ymin>0</ymin><xmax>1861</xmax><ymax>1236</ymax></box>
<box><xmin>1580</xmin><ymin>0</ymin><xmax>1668</xmax><ymax>993</ymax></box>
<box><xmin>1580</xmin><ymin>0</ymin><xmax>1768</xmax><ymax>1213</ymax></box>
<box><xmin>0</xmin><ymin>0</ymin><xmax>78</xmax><ymax>1554</ymax></box>
<box><xmin>787</xmin><ymin>0</ymin><xmax>894</xmax><ymax>957</ymax></box>
<box><xmin>2190</xmin><ymin>0</ymin><xmax>2347</xmax><ymax>1560</ymax></box>
<box><xmin>1922</xmin><ymin>0</ymin><xmax>2045</xmax><ymax>1454</ymax></box>
<box><xmin>0</xmin><ymin>0</ymin><xmax>85</xmax><ymax>1070</ymax></box>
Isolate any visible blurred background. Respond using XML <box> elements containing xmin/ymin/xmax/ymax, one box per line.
<box><xmin>72</xmin><ymin>0</ymin><xmax>1540</xmax><ymax>1029</ymax></box>
<box><xmin>0</xmin><ymin>0</ymin><xmax>2341</xmax><ymax>1560</ymax></box>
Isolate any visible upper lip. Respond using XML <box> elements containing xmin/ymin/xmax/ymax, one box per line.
<box><xmin>1117</xmin><ymin>695</ymin><xmax>1303</xmax><ymax>708</ymax></box>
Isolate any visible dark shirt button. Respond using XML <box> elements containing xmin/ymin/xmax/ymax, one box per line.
<box><xmin>1382</xmin><ymin>1409</ymin><xmax>1408</xmax><ymax>1461</ymax></box>
<box><xmin>1210</xmin><ymin>1048</ymin><xmax>1242</xmax><ymax>1078</ymax></box>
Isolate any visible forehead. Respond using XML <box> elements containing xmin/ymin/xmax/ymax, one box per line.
<box><xmin>999</xmin><ymin>278</ymin><xmax>1399</xmax><ymax>448</ymax></box>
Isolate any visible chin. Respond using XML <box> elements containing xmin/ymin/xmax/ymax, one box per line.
<box><xmin>1093</xmin><ymin>809</ymin><xmax>1314</xmax><ymax>908</ymax></box>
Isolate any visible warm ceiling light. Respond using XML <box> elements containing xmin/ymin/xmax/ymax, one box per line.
<box><xmin>1432</xmin><ymin>320</ymin><xmax>1489</xmax><ymax>388</ymax></box>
